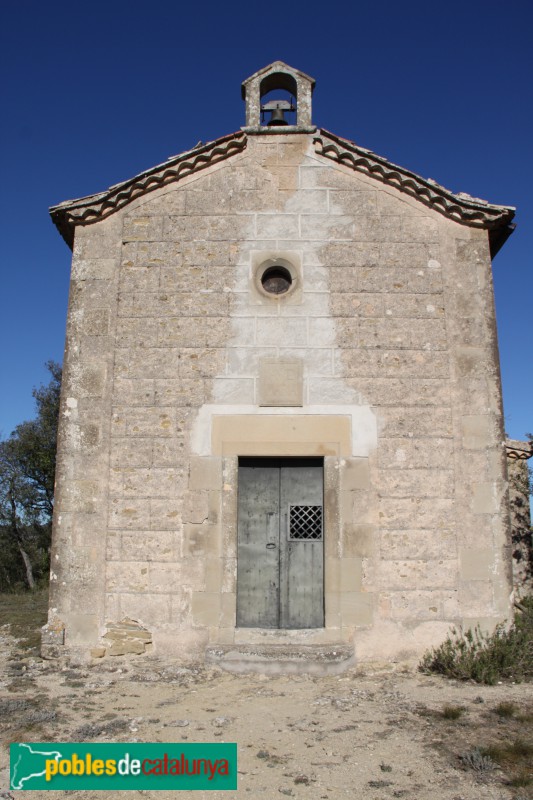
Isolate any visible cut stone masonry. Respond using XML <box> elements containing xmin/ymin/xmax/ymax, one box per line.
<box><xmin>44</xmin><ymin>62</ymin><xmax>516</xmax><ymax>672</ymax></box>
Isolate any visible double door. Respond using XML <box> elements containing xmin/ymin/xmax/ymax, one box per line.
<box><xmin>237</xmin><ymin>458</ymin><xmax>324</xmax><ymax>629</ymax></box>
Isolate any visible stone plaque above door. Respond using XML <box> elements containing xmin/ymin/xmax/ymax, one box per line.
<box><xmin>258</xmin><ymin>357</ymin><xmax>303</xmax><ymax>407</ymax></box>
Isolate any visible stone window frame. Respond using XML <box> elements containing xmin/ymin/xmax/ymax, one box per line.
<box><xmin>253</xmin><ymin>257</ymin><xmax>299</xmax><ymax>300</ymax></box>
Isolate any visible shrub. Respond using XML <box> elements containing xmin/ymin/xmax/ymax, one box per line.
<box><xmin>483</xmin><ymin>740</ymin><xmax>533</xmax><ymax>787</ymax></box>
<box><xmin>441</xmin><ymin>704</ymin><xmax>464</xmax><ymax>720</ymax></box>
<box><xmin>493</xmin><ymin>701</ymin><xmax>518</xmax><ymax>718</ymax></box>
<box><xmin>419</xmin><ymin>597</ymin><xmax>533</xmax><ymax>685</ymax></box>
<box><xmin>509</xmin><ymin>772</ymin><xmax>531</xmax><ymax>788</ymax></box>
<box><xmin>459</xmin><ymin>748</ymin><xmax>496</xmax><ymax>772</ymax></box>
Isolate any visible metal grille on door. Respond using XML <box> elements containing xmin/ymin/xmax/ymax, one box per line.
<box><xmin>289</xmin><ymin>505</ymin><xmax>323</xmax><ymax>540</ymax></box>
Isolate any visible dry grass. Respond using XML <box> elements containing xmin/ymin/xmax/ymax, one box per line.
<box><xmin>0</xmin><ymin>588</ymin><xmax>48</xmax><ymax>654</ymax></box>
<box><xmin>1</xmin><ymin>588</ymin><xmax>531</xmax><ymax>798</ymax></box>
<box><xmin>482</xmin><ymin>738</ymin><xmax>533</xmax><ymax>793</ymax></box>
<box><xmin>441</xmin><ymin>704</ymin><xmax>465</xmax><ymax>720</ymax></box>
<box><xmin>493</xmin><ymin>701</ymin><xmax>519</xmax><ymax>718</ymax></box>
<box><xmin>423</xmin><ymin>697</ymin><xmax>533</xmax><ymax>797</ymax></box>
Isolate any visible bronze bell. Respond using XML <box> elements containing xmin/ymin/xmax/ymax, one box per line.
<box><xmin>268</xmin><ymin>106</ymin><xmax>288</xmax><ymax>126</ymax></box>
<box><xmin>261</xmin><ymin>99</ymin><xmax>293</xmax><ymax>127</ymax></box>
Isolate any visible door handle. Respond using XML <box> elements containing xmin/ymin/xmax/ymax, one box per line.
<box><xmin>266</xmin><ymin>542</ymin><xmax>277</xmax><ymax>550</ymax></box>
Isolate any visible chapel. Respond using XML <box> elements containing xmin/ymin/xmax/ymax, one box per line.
<box><xmin>44</xmin><ymin>62</ymin><xmax>516</xmax><ymax>672</ymax></box>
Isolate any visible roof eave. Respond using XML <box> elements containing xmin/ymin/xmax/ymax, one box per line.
<box><xmin>51</xmin><ymin>127</ymin><xmax>516</xmax><ymax>257</ymax></box>
<box><xmin>489</xmin><ymin>222</ymin><xmax>516</xmax><ymax>259</ymax></box>
<box><xmin>50</xmin><ymin>131</ymin><xmax>247</xmax><ymax>250</ymax></box>
<box><xmin>314</xmin><ymin>129</ymin><xmax>515</xmax><ymax>256</ymax></box>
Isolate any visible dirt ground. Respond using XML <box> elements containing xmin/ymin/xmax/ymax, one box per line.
<box><xmin>0</xmin><ymin>623</ymin><xmax>531</xmax><ymax>800</ymax></box>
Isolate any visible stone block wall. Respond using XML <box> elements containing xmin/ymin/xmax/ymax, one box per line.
<box><xmin>45</xmin><ymin>132</ymin><xmax>512</xmax><ymax>664</ymax></box>
<box><xmin>506</xmin><ymin>440</ymin><xmax>533</xmax><ymax>595</ymax></box>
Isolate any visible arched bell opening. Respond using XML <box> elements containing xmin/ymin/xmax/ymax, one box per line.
<box><xmin>260</xmin><ymin>73</ymin><xmax>298</xmax><ymax>127</ymax></box>
<box><xmin>241</xmin><ymin>61</ymin><xmax>315</xmax><ymax>132</ymax></box>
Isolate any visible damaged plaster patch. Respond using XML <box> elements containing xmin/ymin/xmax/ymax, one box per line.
<box><xmin>41</xmin><ymin>616</ymin><xmax>66</xmax><ymax>659</ymax></box>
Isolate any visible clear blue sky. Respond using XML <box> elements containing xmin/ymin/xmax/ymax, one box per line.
<box><xmin>1</xmin><ymin>0</ymin><xmax>531</xmax><ymax>441</ymax></box>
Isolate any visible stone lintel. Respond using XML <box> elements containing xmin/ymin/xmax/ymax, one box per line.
<box><xmin>212</xmin><ymin>414</ymin><xmax>352</xmax><ymax>457</ymax></box>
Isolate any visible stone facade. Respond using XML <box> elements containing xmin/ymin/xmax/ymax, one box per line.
<box><xmin>506</xmin><ymin>439</ymin><xmax>533</xmax><ymax>596</ymax></box>
<box><xmin>44</xmin><ymin>62</ymin><xmax>516</xmax><ymax>669</ymax></box>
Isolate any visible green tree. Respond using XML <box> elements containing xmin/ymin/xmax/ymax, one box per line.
<box><xmin>0</xmin><ymin>442</ymin><xmax>41</xmax><ymax>589</ymax></box>
<box><xmin>7</xmin><ymin>361</ymin><xmax>61</xmax><ymax>519</ymax></box>
<box><xmin>0</xmin><ymin>362</ymin><xmax>61</xmax><ymax>590</ymax></box>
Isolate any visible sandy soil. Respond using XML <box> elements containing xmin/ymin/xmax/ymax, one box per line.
<box><xmin>0</xmin><ymin>626</ymin><xmax>531</xmax><ymax>800</ymax></box>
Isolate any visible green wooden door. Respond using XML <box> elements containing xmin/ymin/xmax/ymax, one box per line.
<box><xmin>237</xmin><ymin>458</ymin><xmax>324</xmax><ymax>629</ymax></box>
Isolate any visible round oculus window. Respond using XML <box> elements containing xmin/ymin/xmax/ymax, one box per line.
<box><xmin>260</xmin><ymin>265</ymin><xmax>293</xmax><ymax>295</ymax></box>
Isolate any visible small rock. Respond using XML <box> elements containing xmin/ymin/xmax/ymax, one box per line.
<box><xmin>107</xmin><ymin>641</ymin><xmax>145</xmax><ymax>656</ymax></box>
<box><xmin>90</xmin><ymin>646</ymin><xmax>106</xmax><ymax>659</ymax></box>
<box><xmin>213</xmin><ymin>716</ymin><xmax>232</xmax><ymax>727</ymax></box>
<box><xmin>257</xmin><ymin>750</ymin><xmax>270</xmax><ymax>759</ymax></box>
<box><xmin>294</xmin><ymin>774</ymin><xmax>310</xmax><ymax>785</ymax></box>
<box><xmin>169</xmin><ymin>720</ymin><xmax>190</xmax><ymax>727</ymax></box>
